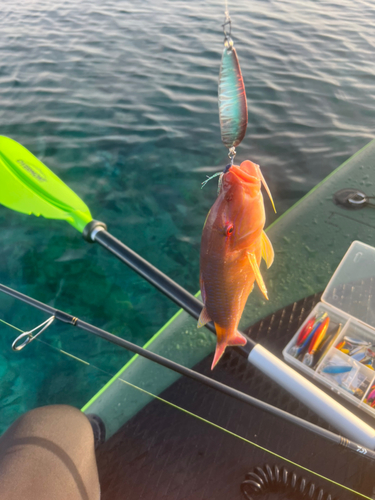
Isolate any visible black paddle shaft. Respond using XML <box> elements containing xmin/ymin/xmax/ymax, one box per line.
<box><xmin>84</xmin><ymin>222</ymin><xmax>256</xmax><ymax>354</ymax></box>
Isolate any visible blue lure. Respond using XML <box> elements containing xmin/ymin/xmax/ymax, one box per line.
<box><xmin>322</xmin><ymin>365</ymin><xmax>352</xmax><ymax>375</ymax></box>
<box><xmin>218</xmin><ymin>29</ymin><xmax>248</xmax><ymax>152</ymax></box>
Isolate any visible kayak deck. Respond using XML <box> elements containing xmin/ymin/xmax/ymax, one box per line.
<box><xmin>95</xmin><ymin>294</ymin><xmax>374</xmax><ymax>499</ymax></box>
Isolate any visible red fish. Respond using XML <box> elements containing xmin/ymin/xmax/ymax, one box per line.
<box><xmin>199</xmin><ymin>160</ymin><xmax>275</xmax><ymax>369</ymax></box>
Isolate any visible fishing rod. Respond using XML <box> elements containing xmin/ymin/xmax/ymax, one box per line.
<box><xmin>2</xmin><ymin>281</ymin><xmax>375</xmax><ymax>463</ymax></box>
<box><xmin>1</xmin><ymin>136</ymin><xmax>375</xmax><ymax>448</ymax></box>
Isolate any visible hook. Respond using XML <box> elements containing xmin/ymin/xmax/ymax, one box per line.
<box><xmin>12</xmin><ymin>316</ymin><xmax>55</xmax><ymax>351</ymax></box>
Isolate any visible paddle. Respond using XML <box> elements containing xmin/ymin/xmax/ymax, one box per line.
<box><xmin>0</xmin><ymin>135</ymin><xmax>374</xmax><ymax>447</ymax></box>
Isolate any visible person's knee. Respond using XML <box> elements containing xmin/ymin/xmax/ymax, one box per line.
<box><xmin>0</xmin><ymin>405</ymin><xmax>100</xmax><ymax>500</ymax></box>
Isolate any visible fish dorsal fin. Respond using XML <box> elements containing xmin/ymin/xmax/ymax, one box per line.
<box><xmin>197</xmin><ymin>306</ymin><xmax>212</xmax><ymax>329</ymax></box>
<box><xmin>261</xmin><ymin>231</ymin><xmax>274</xmax><ymax>269</ymax></box>
<box><xmin>247</xmin><ymin>252</ymin><xmax>269</xmax><ymax>300</ymax></box>
<box><xmin>254</xmin><ymin>164</ymin><xmax>276</xmax><ymax>213</ymax></box>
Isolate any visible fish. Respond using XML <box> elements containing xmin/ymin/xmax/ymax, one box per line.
<box><xmin>198</xmin><ymin>160</ymin><xmax>275</xmax><ymax>369</ymax></box>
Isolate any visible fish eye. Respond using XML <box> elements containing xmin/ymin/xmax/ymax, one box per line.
<box><xmin>226</xmin><ymin>224</ymin><xmax>234</xmax><ymax>236</ymax></box>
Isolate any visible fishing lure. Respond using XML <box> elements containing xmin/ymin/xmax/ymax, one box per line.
<box><xmin>366</xmin><ymin>387</ymin><xmax>375</xmax><ymax>402</ymax></box>
<box><xmin>290</xmin><ymin>313</ymin><xmax>326</xmax><ymax>357</ymax></box>
<box><xmin>290</xmin><ymin>319</ymin><xmax>323</xmax><ymax>358</ymax></box>
<box><xmin>302</xmin><ymin>316</ymin><xmax>330</xmax><ymax>367</ymax></box>
<box><xmin>351</xmin><ymin>349</ymin><xmax>367</xmax><ymax>362</ymax></box>
<box><xmin>218</xmin><ymin>15</ymin><xmax>248</xmax><ymax>162</ymax></box>
<box><xmin>318</xmin><ymin>322</ymin><xmax>342</xmax><ymax>354</ymax></box>
<box><xmin>322</xmin><ymin>365</ymin><xmax>352</xmax><ymax>375</ymax></box>
<box><xmin>343</xmin><ymin>336</ymin><xmax>371</xmax><ymax>347</ymax></box>
<box><xmin>295</xmin><ymin>317</ymin><xmax>316</xmax><ymax>346</ymax></box>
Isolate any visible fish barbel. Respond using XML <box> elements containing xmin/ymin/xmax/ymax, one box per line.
<box><xmin>199</xmin><ymin>160</ymin><xmax>275</xmax><ymax>369</ymax></box>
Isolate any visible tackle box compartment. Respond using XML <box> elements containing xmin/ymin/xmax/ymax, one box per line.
<box><xmin>283</xmin><ymin>240</ymin><xmax>375</xmax><ymax>417</ymax></box>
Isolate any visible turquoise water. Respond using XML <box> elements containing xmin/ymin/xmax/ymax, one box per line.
<box><xmin>1</xmin><ymin>0</ymin><xmax>375</xmax><ymax>433</ymax></box>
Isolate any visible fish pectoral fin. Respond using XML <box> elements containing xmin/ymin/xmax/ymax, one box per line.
<box><xmin>197</xmin><ymin>306</ymin><xmax>212</xmax><ymax>329</ymax></box>
<box><xmin>261</xmin><ymin>231</ymin><xmax>274</xmax><ymax>269</ymax></box>
<box><xmin>247</xmin><ymin>252</ymin><xmax>269</xmax><ymax>300</ymax></box>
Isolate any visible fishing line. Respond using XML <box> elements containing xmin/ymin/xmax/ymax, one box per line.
<box><xmin>0</xmin><ymin>318</ymin><xmax>372</xmax><ymax>499</ymax></box>
<box><xmin>224</xmin><ymin>0</ymin><xmax>230</xmax><ymax>25</ymax></box>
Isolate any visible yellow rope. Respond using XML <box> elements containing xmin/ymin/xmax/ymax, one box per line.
<box><xmin>0</xmin><ymin>318</ymin><xmax>372</xmax><ymax>499</ymax></box>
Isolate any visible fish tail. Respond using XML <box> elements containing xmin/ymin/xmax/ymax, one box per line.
<box><xmin>211</xmin><ymin>324</ymin><xmax>247</xmax><ymax>369</ymax></box>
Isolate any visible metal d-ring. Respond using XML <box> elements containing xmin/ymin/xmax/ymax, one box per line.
<box><xmin>12</xmin><ymin>316</ymin><xmax>55</xmax><ymax>351</ymax></box>
<box><xmin>347</xmin><ymin>191</ymin><xmax>368</xmax><ymax>207</ymax></box>
<box><xmin>333</xmin><ymin>188</ymin><xmax>375</xmax><ymax>210</ymax></box>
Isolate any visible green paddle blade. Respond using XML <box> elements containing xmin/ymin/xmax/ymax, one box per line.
<box><xmin>0</xmin><ymin>136</ymin><xmax>92</xmax><ymax>232</ymax></box>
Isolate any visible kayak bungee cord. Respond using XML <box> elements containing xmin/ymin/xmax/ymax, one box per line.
<box><xmin>0</xmin><ymin>318</ymin><xmax>373</xmax><ymax>499</ymax></box>
<box><xmin>1</xmin><ymin>136</ymin><xmax>375</xmax><ymax>447</ymax></box>
<box><xmin>1</xmin><ymin>281</ymin><xmax>375</xmax><ymax>463</ymax></box>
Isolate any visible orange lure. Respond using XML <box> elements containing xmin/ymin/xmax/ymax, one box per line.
<box><xmin>199</xmin><ymin>160</ymin><xmax>275</xmax><ymax>369</ymax></box>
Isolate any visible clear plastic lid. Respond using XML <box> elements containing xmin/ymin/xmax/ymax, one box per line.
<box><xmin>322</xmin><ymin>241</ymin><xmax>375</xmax><ymax>328</ymax></box>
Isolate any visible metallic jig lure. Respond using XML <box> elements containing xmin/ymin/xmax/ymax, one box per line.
<box><xmin>218</xmin><ymin>18</ymin><xmax>248</xmax><ymax>160</ymax></box>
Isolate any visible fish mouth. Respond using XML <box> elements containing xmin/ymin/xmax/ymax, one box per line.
<box><xmin>226</xmin><ymin>164</ymin><xmax>260</xmax><ymax>184</ymax></box>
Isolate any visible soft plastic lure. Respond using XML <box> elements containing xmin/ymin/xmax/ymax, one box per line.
<box><xmin>218</xmin><ymin>17</ymin><xmax>248</xmax><ymax>159</ymax></box>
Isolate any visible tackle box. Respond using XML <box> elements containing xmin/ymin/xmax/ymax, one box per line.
<box><xmin>283</xmin><ymin>240</ymin><xmax>375</xmax><ymax>417</ymax></box>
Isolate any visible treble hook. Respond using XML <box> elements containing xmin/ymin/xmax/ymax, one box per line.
<box><xmin>12</xmin><ymin>316</ymin><xmax>55</xmax><ymax>351</ymax></box>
